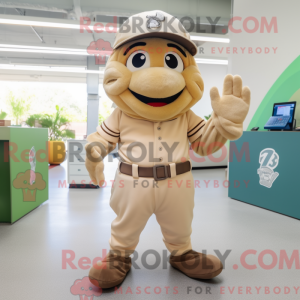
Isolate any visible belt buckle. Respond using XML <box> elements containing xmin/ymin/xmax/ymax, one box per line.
<box><xmin>153</xmin><ymin>164</ymin><xmax>168</xmax><ymax>181</ymax></box>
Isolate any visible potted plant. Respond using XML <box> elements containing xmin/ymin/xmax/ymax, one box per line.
<box><xmin>26</xmin><ymin>106</ymin><xmax>75</xmax><ymax>164</ymax></box>
<box><xmin>0</xmin><ymin>110</ymin><xmax>11</xmax><ymax>126</ymax></box>
<box><xmin>204</xmin><ymin>113</ymin><xmax>212</xmax><ymax>120</ymax></box>
<box><xmin>0</xmin><ymin>110</ymin><xmax>7</xmax><ymax>120</ymax></box>
<box><xmin>6</xmin><ymin>91</ymin><xmax>31</xmax><ymax>125</ymax></box>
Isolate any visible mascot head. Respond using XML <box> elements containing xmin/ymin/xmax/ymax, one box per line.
<box><xmin>104</xmin><ymin>10</ymin><xmax>204</xmax><ymax>122</ymax></box>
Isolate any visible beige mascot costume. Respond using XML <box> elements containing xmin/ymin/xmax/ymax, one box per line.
<box><xmin>85</xmin><ymin>10</ymin><xmax>250</xmax><ymax>288</ymax></box>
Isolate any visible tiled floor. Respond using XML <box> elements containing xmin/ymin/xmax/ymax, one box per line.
<box><xmin>1</xmin><ymin>158</ymin><xmax>300</xmax><ymax>300</ymax></box>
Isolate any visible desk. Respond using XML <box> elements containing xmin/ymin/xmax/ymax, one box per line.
<box><xmin>228</xmin><ymin>131</ymin><xmax>300</xmax><ymax>220</ymax></box>
<box><xmin>0</xmin><ymin>127</ymin><xmax>48</xmax><ymax>223</ymax></box>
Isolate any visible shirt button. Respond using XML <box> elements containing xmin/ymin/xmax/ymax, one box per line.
<box><xmin>157</xmin><ymin>126</ymin><xmax>161</xmax><ymax>130</ymax></box>
<box><xmin>159</xmin><ymin>157</ymin><xmax>163</xmax><ymax>161</ymax></box>
<box><xmin>158</xmin><ymin>137</ymin><xmax>162</xmax><ymax>140</ymax></box>
<box><xmin>159</xmin><ymin>147</ymin><xmax>162</xmax><ymax>151</ymax></box>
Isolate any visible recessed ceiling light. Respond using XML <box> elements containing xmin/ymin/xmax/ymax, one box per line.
<box><xmin>194</xmin><ymin>58</ymin><xmax>228</xmax><ymax>65</ymax></box>
<box><xmin>191</xmin><ymin>36</ymin><xmax>230</xmax><ymax>43</ymax></box>
<box><xmin>0</xmin><ymin>44</ymin><xmax>112</xmax><ymax>56</ymax></box>
<box><xmin>0</xmin><ymin>15</ymin><xmax>119</xmax><ymax>32</ymax></box>
<box><xmin>0</xmin><ymin>64</ymin><xmax>104</xmax><ymax>74</ymax></box>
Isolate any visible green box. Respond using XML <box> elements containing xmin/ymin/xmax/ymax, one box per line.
<box><xmin>0</xmin><ymin>127</ymin><xmax>48</xmax><ymax>223</ymax></box>
<box><xmin>229</xmin><ymin>131</ymin><xmax>300</xmax><ymax>220</ymax></box>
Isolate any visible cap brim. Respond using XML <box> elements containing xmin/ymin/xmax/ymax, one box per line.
<box><xmin>113</xmin><ymin>31</ymin><xmax>198</xmax><ymax>56</ymax></box>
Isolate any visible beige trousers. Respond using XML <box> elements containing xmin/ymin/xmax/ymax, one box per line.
<box><xmin>109</xmin><ymin>168</ymin><xmax>195</xmax><ymax>257</ymax></box>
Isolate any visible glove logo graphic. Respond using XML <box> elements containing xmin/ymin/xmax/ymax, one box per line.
<box><xmin>29</xmin><ymin>146</ymin><xmax>36</xmax><ymax>185</ymax></box>
<box><xmin>257</xmin><ymin>148</ymin><xmax>279</xmax><ymax>188</ymax></box>
<box><xmin>70</xmin><ymin>276</ymin><xmax>102</xmax><ymax>300</ymax></box>
<box><xmin>12</xmin><ymin>146</ymin><xmax>46</xmax><ymax>202</ymax></box>
<box><xmin>146</xmin><ymin>12</ymin><xmax>165</xmax><ymax>29</ymax></box>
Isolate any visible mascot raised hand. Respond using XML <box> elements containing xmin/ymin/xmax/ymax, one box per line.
<box><xmin>85</xmin><ymin>10</ymin><xmax>250</xmax><ymax>288</ymax></box>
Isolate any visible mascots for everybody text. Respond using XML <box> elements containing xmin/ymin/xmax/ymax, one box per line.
<box><xmin>85</xmin><ymin>10</ymin><xmax>250</xmax><ymax>288</ymax></box>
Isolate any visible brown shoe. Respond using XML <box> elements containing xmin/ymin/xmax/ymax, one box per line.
<box><xmin>170</xmin><ymin>250</ymin><xmax>223</xmax><ymax>279</ymax></box>
<box><xmin>89</xmin><ymin>253</ymin><xmax>132</xmax><ymax>289</ymax></box>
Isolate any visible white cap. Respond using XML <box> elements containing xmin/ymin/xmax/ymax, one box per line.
<box><xmin>113</xmin><ymin>10</ymin><xmax>198</xmax><ymax>56</ymax></box>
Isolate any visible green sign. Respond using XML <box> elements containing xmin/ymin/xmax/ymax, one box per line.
<box><xmin>229</xmin><ymin>131</ymin><xmax>300</xmax><ymax>220</ymax></box>
<box><xmin>0</xmin><ymin>127</ymin><xmax>48</xmax><ymax>223</ymax></box>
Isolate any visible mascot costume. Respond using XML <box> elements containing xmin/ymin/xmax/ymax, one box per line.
<box><xmin>85</xmin><ymin>10</ymin><xmax>250</xmax><ymax>288</ymax></box>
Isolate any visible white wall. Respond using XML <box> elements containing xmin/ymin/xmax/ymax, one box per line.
<box><xmin>191</xmin><ymin>63</ymin><xmax>228</xmax><ymax>119</ymax></box>
<box><xmin>229</xmin><ymin>0</ymin><xmax>300</xmax><ymax>129</ymax></box>
<box><xmin>191</xmin><ymin>63</ymin><xmax>228</xmax><ymax>168</ymax></box>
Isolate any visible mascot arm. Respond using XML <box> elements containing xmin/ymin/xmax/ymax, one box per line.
<box><xmin>86</xmin><ymin>131</ymin><xmax>116</xmax><ymax>159</ymax></box>
<box><xmin>190</xmin><ymin>116</ymin><xmax>227</xmax><ymax>157</ymax></box>
<box><xmin>190</xmin><ymin>74</ymin><xmax>250</xmax><ymax>156</ymax></box>
<box><xmin>85</xmin><ymin>108</ymin><xmax>121</xmax><ymax>186</ymax></box>
<box><xmin>84</xmin><ymin>132</ymin><xmax>116</xmax><ymax>186</ymax></box>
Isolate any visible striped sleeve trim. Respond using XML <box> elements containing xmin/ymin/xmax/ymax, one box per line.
<box><xmin>97</xmin><ymin>125</ymin><xmax>119</xmax><ymax>143</ymax></box>
<box><xmin>103</xmin><ymin>121</ymin><xmax>119</xmax><ymax>135</ymax></box>
<box><xmin>188</xmin><ymin>124</ymin><xmax>205</xmax><ymax>138</ymax></box>
<box><xmin>187</xmin><ymin>120</ymin><xmax>204</xmax><ymax>134</ymax></box>
<box><xmin>100</xmin><ymin>124</ymin><xmax>119</xmax><ymax>138</ymax></box>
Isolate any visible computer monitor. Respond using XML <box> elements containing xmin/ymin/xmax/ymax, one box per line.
<box><xmin>272</xmin><ymin>102</ymin><xmax>296</xmax><ymax>130</ymax></box>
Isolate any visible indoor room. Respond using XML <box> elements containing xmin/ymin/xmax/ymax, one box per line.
<box><xmin>0</xmin><ymin>1</ymin><xmax>299</xmax><ymax>299</ymax></box>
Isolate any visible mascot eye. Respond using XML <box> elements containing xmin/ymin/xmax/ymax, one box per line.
<box><xmin>126</xmin><ymin>50</ymin><xmax>150</xmax><ymax>72</ymax></box>
<box><xmin>164</xmin><ymin>52</ymin><xmax>183</xmax><ymax>72</ymax></box>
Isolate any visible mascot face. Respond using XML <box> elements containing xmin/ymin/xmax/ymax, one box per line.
<box><xmin>104</xmin><ymin>38</ymin><xmax>204</xmax><ymax>122</ymax></box>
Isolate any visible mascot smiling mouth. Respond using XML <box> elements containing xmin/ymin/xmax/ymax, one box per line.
<box><xmin>129</xmin><ymin>89</ymin><xmax>184</xmax><ymax>107</ymax></box>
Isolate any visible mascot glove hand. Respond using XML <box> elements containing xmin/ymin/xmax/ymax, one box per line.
<box><xmin>210</xmin><ymin>74</ymin><xmax>250</xmax><ymax>140</ymax></box>
<box><xmin>85</xmin><ymin>143</ymin><xmax>105</xmax><ymax>187</ymax></box>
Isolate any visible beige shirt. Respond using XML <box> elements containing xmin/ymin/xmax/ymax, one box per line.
<box><xmin>97</xmin><ymin>108</ymin><xmax>207</xmax><ymax>167</ymax></box>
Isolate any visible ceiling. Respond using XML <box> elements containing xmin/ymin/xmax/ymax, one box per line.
<box><xmin>0</xmin><ymin>0</ymin><xmax>231</xmax><ymax>83</ymax></box>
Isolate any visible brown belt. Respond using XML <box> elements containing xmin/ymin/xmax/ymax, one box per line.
<box><xmin>119</xmin><ymin>161</ymin><xmax>191</xmax><ymax>181</ymax></box>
